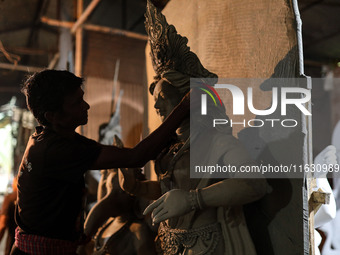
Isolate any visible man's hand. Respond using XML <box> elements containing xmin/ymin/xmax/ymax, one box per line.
<box><xmin>143</xmin><ymin>189</ymin><xmax>192</xmax><ymax>224</ymax></box>
<box><xmin>176</xmin><ymin>89</ymin><xmax>201</xmax><ymax>116</ymax></box>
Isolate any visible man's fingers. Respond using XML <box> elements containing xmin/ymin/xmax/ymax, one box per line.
<box><xmin>118</xmin><ymin>168</ymin><xmax>129</xmax><ymax>181</ymax></box>
<box><xmin>118</xmin><ymin>168</ymin><xmax>124</xmax><ymax>177</ymax></box>
<box><xmin>118</xmin><ymin>169</ymin><xmax>126</xmax><ymax>186</ymax></box>
<box><xmin>118</xmin><ymin>168</ymin><xmax>133</xmax><ymax>191</ymax></box>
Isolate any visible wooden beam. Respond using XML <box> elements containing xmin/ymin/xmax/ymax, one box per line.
<box><xmin>75</xmin><ymin>0</ymin><xmax>84</xmax><ymax>135</ymax></box>
<box><xmin>0</xmin><ymin>62</ymin><xmax>44</xmax><ymax>73</ymax></box>
<box><xmin>75</xmin><ymin>0</ymin><xmax>83</xmax><ymax>77</ymax></box>
<box><xmin>40</xmin><ymin>23</ymin><xmax>60</xmax><ymax>34</ymax></box>
<box><xmin>47</xmin><ymin>53</ymin><xmax>60</xmax><ymax>69</ymax></box>
<box><xmin>41</xmin><ymin>16</ymin><xmax>73</xmax><ymax>28</ymax></box>
<box><xmin>5</xmin><ymin>46</ymin><xmax>57</xmax><ymax>56</ymax></box>
<box><xmin>308</xmin><ymin>177</ymin><xmax>316</xmax><ymax>255</ymax></box>
<box><xmin>85</xmin><ymin>24</ymin><xmax>148</xmax><ymax>41</ymax></box>
<box><xmin>71</xmin><ymin>0</ymin><xmax>102</xmax><ymax>34</ymax></box>
<box><xmin>311</xmin><ymin>190</ymin><xmax>330</xmax><ymax>205</ymax></box>
<box><xmin>41</xmin><ymin>16</ymin><xmax>148</xmax><ymax>41</ymax></box>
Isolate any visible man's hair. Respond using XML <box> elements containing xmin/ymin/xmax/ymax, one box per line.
<box><xmin>21</xmin><ymin>69</ymin><xmax>84</xmax><ymax>126</ymax></box>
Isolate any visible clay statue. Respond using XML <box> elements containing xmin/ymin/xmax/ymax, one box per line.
<box><xmin>118</xmin><ymin>1</ymin><xmax>268</xmax><ymax>254</ymax></box>
<box><xmin>83</xmin><ymin>136</ymin><xmax>156</xmax><ymax>255</ymax></box>
<box><xmin>312</xmin><ymin>145</ymin><xmax>337</xmax><ymax>255</ymax></box>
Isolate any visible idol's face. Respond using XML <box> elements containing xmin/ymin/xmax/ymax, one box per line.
<box><xmin>153</xmin><ymin>79</ymin><xmax>182</xmax><ymax>122</ymax></box>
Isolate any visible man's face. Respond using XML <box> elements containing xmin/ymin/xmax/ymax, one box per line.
<box><xmin>54</xmin><ymin>87</ymin><xmax>90</xmax><ymax>130</ymax></box>
<box><xmin>153</xmin><ymin>79</ymin><xmax>182</xmax><ymax>122</ymax></box>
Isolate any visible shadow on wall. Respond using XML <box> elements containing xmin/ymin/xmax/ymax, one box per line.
<box><xmin>238</xmin><ymin>46</ymin><xmax>306</xmax><ymax>255</ymax></box>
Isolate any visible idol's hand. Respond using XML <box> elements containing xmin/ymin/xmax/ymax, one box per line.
<box><xmin>143</xmin><ymin>189</ymin><xmax>192</xmax><ymax>224</ymax></box>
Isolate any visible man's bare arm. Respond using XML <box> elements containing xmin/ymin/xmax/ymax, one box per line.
<box><xmin>91</xmin><ymin>93</ymin><xmax>189</xmax><ymax>170</ymax></box>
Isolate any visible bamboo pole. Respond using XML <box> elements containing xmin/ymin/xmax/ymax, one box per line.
<box><xmin>75</xmin><ymin>0</ymin><xmax>83</xmax><ymax>77</ymax></box>
<box><xmin>4</xmin><ymin>46</ymin><xmax>56</xmax><ymax>56</ymax></box>
<box><xmin>75</xmin><ymin>0</ymin><xmax>84</xmax><ymax>135</ymax></box>
<box><xmin>85</xmin><ymin>24</ymin><xmax>148</xmax><ymax>41</ymax></box>
<box><xmin>47</xmin><ymin>52</ymin><xmax>60</xmax><ymax>69</ymax></box>
<box><xmin>41</xmin><ymin>16</ymin><xmax>148</xmax><ymax>41</ymax></box>
<box><xmin>71</xmin><ymin>0</ymin><xmax>102</xmax><ymax>34</ymax></box>
<box><xmin>0</xmin><ymin>62</ymin><xmax>44</xmax><ymax>72</ymax></box>
<box><xmin>41</xmin><ymin>16</ymin><xmax>73</xmax><ymax>28</ymax></box>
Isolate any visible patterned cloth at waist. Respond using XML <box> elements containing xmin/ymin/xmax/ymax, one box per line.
<box><xmin>15</xmin><ymin>227</ymin><xmax>78</xmax><ymax>255</ymax></box>
<box><xmin>156</xmin><ymin>221</ymin><xmax>222</xmax><ymax>255</ymax></box>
